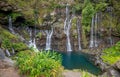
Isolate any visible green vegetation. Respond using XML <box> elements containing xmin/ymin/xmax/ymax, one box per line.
<box><xmin>0</xmin><ymin>26</ymin><xmax>17</xmax><ymax>51</ymax></box>
<box><xmin>81</xmin><ymin>0</ymin><xmax>107</xmax><ymax>26</ymax></box>
<box><xmin>9</xmin><ymin>12</ymin><xmax>22</xmax><ymax>21</ymax></box>
<box><xmin>101</xmin><ymin>41</ymin><xmax>120</xmax><ymax>65</ymax></box>
<box><xmin>7</xmin><ymin>0</ymin><xmax>65</xmax><ymax>25</ymax></box>
<box><xmin>12</xmin><ymin>42</ymin><xmax>28</xmax><ymax>51</ymax></box>
<box><xmin>0</xmin><ymin>26</ymin><xmax>17</xmax><ymax>40</ymax></box>
<box><xmin>1</xmin><ymin>38</ymin><xmax>12</xmax><ymax>51</ymax></box>
<box><xmin>82</xmin><ymin>0</ymin><xmax>95</xmax><ymax>26</ymax></box>
<box><xmin>82</xmin><ymin>71</ymin><xmax>96</xmax><ymax>77</ymax></box>
<box><xmin>0</xmin><ymin>0</ymin><xmax>120</xmax><ymax>76</ymax></box>
<box><xmin>0</xmin><ymin>26</ymin><xmax>28</xmax><ymax>53</ymax></box>
<box><xmin>15</xmin><ymin>50</ymin><xmax>63</xmax><ymax>77</ymax></box>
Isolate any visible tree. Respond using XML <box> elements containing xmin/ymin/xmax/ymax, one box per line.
<box><xmin>82</xmin><ymin>0</ymin><xmax>95</xmax><ymax>26</ymax></box>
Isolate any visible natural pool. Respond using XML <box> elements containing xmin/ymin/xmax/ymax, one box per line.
<box><xmin>60</xmin><ymin>51</ymin><xmax>101</xmax><ymax>75</ymax></box>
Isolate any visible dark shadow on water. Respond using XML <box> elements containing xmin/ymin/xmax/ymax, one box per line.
<box><xmin>60</xmin><ymin>51</ymin><xmax>102</xmax><ymax>75</ymax></box>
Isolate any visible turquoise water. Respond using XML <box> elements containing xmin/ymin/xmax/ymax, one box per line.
<box><xmin>61</xmin><ymin>52</ymin><xmax>101</xmax><ymax>75</ymax></box>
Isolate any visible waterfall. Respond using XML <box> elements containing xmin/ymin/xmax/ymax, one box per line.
<box><xmin>97</xmin><ymin>12</ymin><xmax>101</xmax><ymax>42</ymax></box>
<box><xmin>94</xmin><ymin>13</ymin><xmax>98</xmax><ymax>47</ymax></box>
<box><xmin>8</xmin><ymin>16</ymin><xmax>15</xmax><ymax>34</ymax></box>
<box><xmin>89</xmin><ymin>16</ymin><xmax>94</xmax><ymax>48</ymax></box>
<box><xmin>108</xmin><ymin>7</ymin><xmax>113</xmax><ymax>46</ymax></box>
<box><xmin>64</xmin><ymin>4</ymin><xmax>72</xmax><ymax>52</ymax></box>
<box><xmin>28</xmin><ymin>28</ymin><xmax>39</xmax><ymax>52</ymax></box>
<box><xmin>89</xmin><ymin>13</ymin><xmax>98</xmax><ymax>48</ymax></box>
<box><xmin>45</xmin><ymin>28</ymin><xmax>53</xmax><ymax>50</ymax></box>
<box><xmin>28</xmin><ymin>29</ymin><xmax>33</xmax><ymax>47</ymax></box>
<box><xmin>12</xmin><ymin>48</ymin><xmax>15</xmax><ymax>55</ymax></box>
<box><xmin>76</xmin><ymin>18</ymin><xmax>82</xmax><ymax>51</ymax></box>
<box><xmin>33</xmin><ymin>38</ymin><xmax>37</xmax><ymax>48</ymax></box>
<box><xmin>19</xmin><ymin>35</ymin><xmax>25</xmax><ymax>41</ymax></box>
<box><xmin>5</xmin><ymin>49</ymin><xmax>11</xmax><ymax>57</ymax></box>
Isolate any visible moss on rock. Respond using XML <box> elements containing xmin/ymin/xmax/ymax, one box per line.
<box><xmin>0</xmin><ymin>26</ymin><xmax>28</xmax><ymax>53</ymax></box>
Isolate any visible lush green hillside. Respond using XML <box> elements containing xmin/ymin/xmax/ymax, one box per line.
<box><xmin>101</xmin><ymin>41</ymin><xmax>120</xmax><ymax>65</ymax></box>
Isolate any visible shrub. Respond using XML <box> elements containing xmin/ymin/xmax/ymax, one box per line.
<box><xmin>1</xmin><ymin>38</ymin><xmax>12</xmax><ymax>51</ymax></box>
<box><xmin>0</xmin><ymin>26</ymin><xmax>17</xmax><ymax>40</ymax></box>
<box><xmin>0</xmin><ymin>26</ymin><xmax>28</xmax><ymax>53</ymax></box>
<box><xmin>101</xmin><ymin>41</ymin><xmax>120</xmax><ymax>65</ymax></box>
<box><xmin>9</xmin><ymin>13</ymin><xmax>22</xmax><ymax>21</ymax></box>
<box><xmin>12</xmin><ymin>42</ymin><xmax>28</xmax><ymax>51</ymax></box>
<box><xmin>15</xmin><ymin>50</ymin><xmax>63</xmax><ymax>77</ymax></box>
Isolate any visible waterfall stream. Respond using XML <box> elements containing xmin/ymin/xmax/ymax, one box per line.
<box><xmin>5</xmin><ymin>49</ymin><xmax>11</xmax><ymax>57</ymax></box>
<box><xmin>8</xmin><ymin>16</ymin><xmax>15</xmax><ymax>34</ymax></box>
<box><xmin>108</xmin><ymin>7</ymin><xmax>113</xmax><ymax>46</ymax></box>
<box><xmin>64</xmin><ymin>4</ymin><xmax>72</xmax><ymax>52</ymax></box>
<box><xmin>12</xmin><ymin>48</ymin><xmax>15</xmax><ymax>55</ymax></box>
<box><xmin>94</xmin><ymin>13</ymin><xmax>98</xmax><ymax>47</ymax></box>
<box><xmin>76</xmin><ymin>18</ymin><xmax>82</xmax><ymax>51</ymax></box>
<box><xmin>45</xmin><ymin>28</ymin><xmax>53</xmax><ymax>50</ymax></box>
<box><xmin>90</xmin><ymin>13</ymin><xmax>98</xmax><ymax>48</ymax></box>
<box><xmin>28</xmin><ymin>29</ymin><xmax>39</xmax><ymax>52</ymax></box>
<box><xmin>90</xmin><ymin>16</ymin><xmax>94</xmax><ymax>48</ymax></box>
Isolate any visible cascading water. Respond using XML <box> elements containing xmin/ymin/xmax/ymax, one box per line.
<box><xmin>45</xmin><ymin>28</ymin><xmax>53</xmax><ymax>50</ymax></box>
<box><xmin>89</xmin><ymin>16</ymin><xmax>94</xmax><ymax>48</ymax></box>
<box><xmin>28</xmin><ymin>28</ymin><xmax>39</xmax><ymax>52</ymax></box>
<box><xmin>64</xmin><ymin>4</ymin><xmax>72</xmax><ymax>52</ymax></box>
<box><xmin>5</xmin><ymin>49</ymin><xmax>11</xmax><ymax>57</ymax></box>
<box><xmin>89</xmin><ymin>13</ymin><xmax>98</xmax><ymax>48</ymax></box>
<box><xmin>94</xmin><ymin>13</ymin><xmax>98</xmax><ymax>47</ymax></box>
<box><xmin>76</xmin><ymin>18</ymin><xmax>82</xmax><ymax>51</ymax></box>
<box><xmin>12</xmin><ymin>48</ymin><xmax>15</xmax><ymax>55</ymax></box>
<box><xmin>8</xmin><ymin>16</ymin><xmax>15</xmax><ymax>34</ymax></box>
<box><xmin>64</xmin><ymin>18</ymin><xmax>72</xmax><ymax>52</ymax></box>
<box><xmin>19</xmin><ymin>35</ymin><xmax>25</xmax><ymax>41</ymax></box>
<box><xmin>33</xmin><ymin>38</ymin><xmax>37</xmax><ymax>48</ymax></box>
<box><xmin>97</xmin><ymin>12</ymin><xmax>101</xmax><ymax>43</ymax></box>
<box><xmin>108</xmin><ymin>7</ymin><xmax>113</xmax><ymax>46</ymax></box>
<box><xmin>28</xmin><ymin>29</ymin><xmax>33</xmax><ymax>47</ymax></box>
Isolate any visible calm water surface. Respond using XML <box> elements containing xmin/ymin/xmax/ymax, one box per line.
<box><xmin>60</xmin><ymin>51</ymin><xmax>101</xmax><ymax>75</ymax></box>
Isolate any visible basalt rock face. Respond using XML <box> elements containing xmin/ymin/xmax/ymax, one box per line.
<box><xmin>0</xmin><ymin>1</ymin><xmax>18</xmax><ymax>26</ymax></box>
<box><xmin>90</xmin><ymin>50</ymin><xmax>120</xmax><ymax>77</ymax></box>
<box><xmin>33</xmin><ymin>23</ymin><xmax>67</xmax><ymax>51</ymax></box>
<box><xmin>0</xmin><ymin>1</ymin><xmax>120</xmax><ymax>52</ymax></box>
<box><xmin>0</xmin><ymin>1</ymin><xmax>18</xmax><ymax>13</ymax></box>
<box><xmin>0</xmin><ymin>1</ymin><xmax>77</xmax><ymax>52</ymax></box>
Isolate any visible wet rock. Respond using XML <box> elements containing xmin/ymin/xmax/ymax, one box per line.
<box><xmin>88</xmin><ymin>49</ymin><xmax>108</xmax><ymax>71</ymax></box>
<box><xmin>114</xmin><ymin>61</ymin><xmax>120</xmax><ymax>70</ymax></box>
<box><xmin>0</xmin><ymin>1</ymin><xmax>19</xmax><ymax>13</ymax></box>
<box><xmin>99</xmin><ymin>68</ymin><xmax>120</xmax><ymax>77</ymax></box>
<box><xmin>0</xmin><ymin>1</ymin><xmax>12</xmax><ymax>12</ymax></box>
<box><xmin>0</xmin><ymin>48</ymin><xmax>5</xmax><ymax>59</ymax></box>
<box><xmin>3</xmin><ymin>57</ymin><xmax>15</xmax><ymax>67</ymax></box>
<box><xmin>108</xmin><ymin>68</ymin><xmax>120</xmax><ymax>77</ymax></box>
<box><xmin>5</xmin><ymin>49</ymin><xmax>11</xmax><ymax>57</ymax></box>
